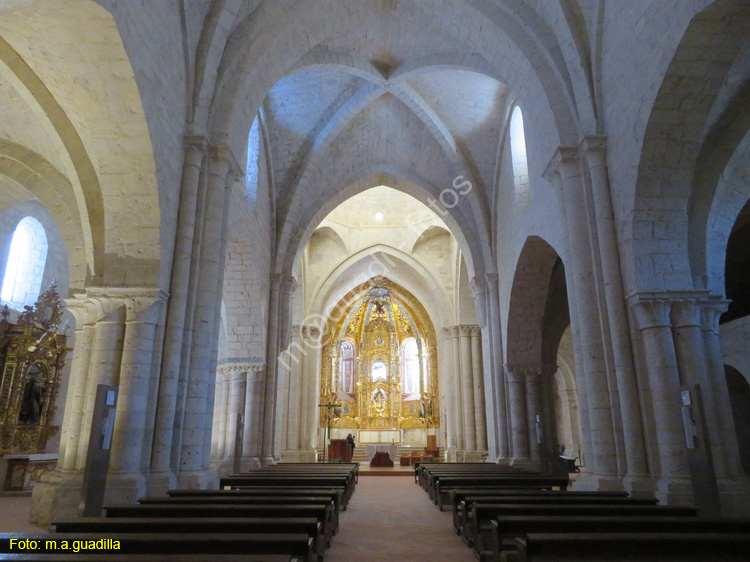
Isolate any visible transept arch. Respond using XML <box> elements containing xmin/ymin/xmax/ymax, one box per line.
<box><xmin>630</xmin><ymin>0</ymin><xmax>750</xmax><ymax>292</ymax></box>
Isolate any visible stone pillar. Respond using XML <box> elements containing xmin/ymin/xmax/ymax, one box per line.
<box><xmin>580</xmin><ymin>137</ymin><xmax>648</xmax><ymax>482</ymax></box>
<box><xmin>58</xmin><ymin>298</ymin><xmax>97</xmax><ymax>471</ymax></box>
<box><xmin>672</xmin><ymin>297</ymin><xmax>725</xmax><ymax>479</ymax></box>
<box><xmin>220</xmin><ymin>366</ymin><xmax>245</xmax><ymax>466</ymax></box>
<box><xmin>299</xmin><ymin>327</ymin><xmax>321</xmax><ymax>458</ymax></box>
<box><xmin>262</xmin><ymin>275</ymin><xmax>296</xmax><ymax>464</ymax></box>
<box><xmin>525</xmin><ymin>368</ymin><xmax>542</xmax><ymax>464</ymax></box>
<box><xmin>283</xmin><ymin>326</ymin><xmax>303</xmax><ymax>459</ymax></box>
<box><xmin>544</xmin><ymin>149</ymin><xmax>618</xmax><ymax>484</ymax></box>
<box><xmin>485</xmin><ymin>275</ymin><xmax>509</xmax><ymax>460</ymax></box>
<box><xmin>470</xmin><ymin>326</ymin><xmax>487</xmax><ymax>451</ymax></box>
<box><xmin>242</xmin><ymin>364</ymin><xmax>265</xmax><ymax>468</ymax></box>
<box><xmin>151</xmin><ymin>138</ymin><xmax>206</xmax><ymax>481</ymax></box>
<box><xmin>459</xmin><ymin>326</ymin><xmax>476</xmax><ymax>451</ymax></box>
<box><xmin>451</xmin><ymin>326</ymin><xmax>463</xmax><ymax>452</ymax></box>
<box><xmin>701</xmin><ymin>297</ymin><xmax>742</xmax><ymax>476</ymax></box>
<box><xmin>630</xmin><ymin>296</ymin><xmax>692</xmax><ymax>504</ymax></box>
<box><xmin>505</xmin><ymin>365</ymin><xmax>529</xmax><ymax>460</ymax></box>
<box><xmin>76</xmin><ymin>299</ymin><xmax>127</xmax><ymax>468</ymax></box>
<box><xmin>178</xmin><ymin>147</ymin><xmax>233</xmax><ymax>486</ymax></box>
<box><xmin>107</xmin><ymin>292</ymin><xmax>166</xmax><ymax>502</ymax></box>
<box><xmin>211</xmin><ymin>366</ymin><xmax>229</xmax><ymax>461</ymax></box>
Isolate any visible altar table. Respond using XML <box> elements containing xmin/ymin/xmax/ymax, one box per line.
<box><xmin>366</xmin><ymin>444</ymin><xmax>398</xmax><ymax>462</ymax></box>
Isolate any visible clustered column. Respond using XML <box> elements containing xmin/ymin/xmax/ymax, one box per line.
<box><xmin>444</xmin><ymin>324</ymin><xmax>487</xmax><ymax>461</ymax></box>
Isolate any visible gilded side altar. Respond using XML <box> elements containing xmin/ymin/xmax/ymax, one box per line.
<box><xmin>0</xmin><ymin>282</ymin><xmax>68</xmax><ymax>454</ymax></box>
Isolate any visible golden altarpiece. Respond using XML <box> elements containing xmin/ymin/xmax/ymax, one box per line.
<box><xmin>0</xmin><ymin>282</ymin><xmax>68</xmax><ymax>456</ymax></box>
<box><xmin>319</xmin><ymin>278</ymin><xmax>439</xmax><ymax>440</ymax></box>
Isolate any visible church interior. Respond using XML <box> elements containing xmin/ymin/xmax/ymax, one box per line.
<box><xmin>1</xmin><ymin>0</ymin><xmax>750</xmax><ymax>558</ymax></box>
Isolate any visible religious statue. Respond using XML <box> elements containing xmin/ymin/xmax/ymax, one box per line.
<box><xmin>18</xmin><ymin>365</ymin><xmax>47</xmax><ymax>424</ymax></box>
<box><xmin>375</xmin><ymin>332</ymin><xmax>384</xmax><ymax>346</ymax></box>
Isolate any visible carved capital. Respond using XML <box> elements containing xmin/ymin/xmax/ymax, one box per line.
<box><xmin>542</xmin><ymin>146</ymin><xmax>578</xmax><ymax>181</ymax></box>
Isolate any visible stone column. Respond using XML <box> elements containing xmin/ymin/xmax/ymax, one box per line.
<box><xmin>505</xmin><ymin>365</ymin><xmax>529</xmax><ymax>460</ymax></box>
<box><xmin>178</xmin><ymin>147</ymin><xmax>233</xmax><ymax>485</ymax></box>
<box><xmin>107</xmin><ymin>292</ymin><xmax>166</xmax><ymax>502</ymax></box>
<box><xmin>672</xmin><ymin>297</ymin><xmax>726</xmax><ymax>479</ymax></box>
<box><xmin>211</xmin><ymin>366</ymin><xmax>229</xmax><ymax>461</ymax></box>
<box><xmin>283</xmin><ymin>326</ymin><xmax>303</xmax><ymax>459</ymax></box>
<box><xmin>151</xmin><ymin>138</ymin><xmax>206</xmax><ymax>479</ymax></box>
<box><xmin>262</xmin><ymin>275</ymin><xmax>296</xmax><ymax>463</ymax></box>
<box><xmin>451</xmin><ymin>326</ymin><xmax>463</xmax><ymax>452</ymax></box>
<box><xmin>75</xmin><ymin>298</ymin><xmax>127</xmax><ymax>468</ymax></box>
<box><xmin>544</xmin><ymin>149</ymin><xmax>618</xmax><ymax>482</ymax></box>
<box><xmin>630</xmin><ymin>296</ymin><xmax>691</xmax><ymax>503</ymax></box>
<box><xmin>459</xmin><ymin>326</ymin><xmax>476</xmax><ymax>451</ymax></box>
<box><xmin>580</xmin><ymin>137</ymin><xmax>648</xmax><ymax>481</ymax></box>
<box><xmin>701</xmin><ymin>297</ymin><xmax>742</xmax><ymax>476</ymax></box>
<box><xmin>485</xmin><ymin>275</ymin><xmax>509</xmax><ymax>459</ymax></box>
<box><xmin>58</xmin><ymin>298</ymin><xmax>98</xmax><ymax>471</ymax></box>
<box><xmin>218</xmin><ymin>366</ymin><xmax>244</xmax><ymax>467</ymax></box>
<box><xmin>242</xmin><ymin>364</ymin><xmax>265</xmax><ymax>468</ymax></box>
<box><xmin>470</xmin><ymin>326</ymin><xmax>487</xmax><ymax>451</ymax></box>
<box><xmin>300</xmin><ymin>327</ymin><xmax>321</xmax><ymax>458</ymax></box>
<box><xmin>525</xmin><ymin>367</ymin><xmax>542</xmax><ymax>464</ymax></box>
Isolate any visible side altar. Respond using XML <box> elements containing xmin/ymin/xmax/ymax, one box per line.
<box><xmin>0</xmin><ymin>282</ymin><xmax>69</xmax><ymax>490</ymax></box>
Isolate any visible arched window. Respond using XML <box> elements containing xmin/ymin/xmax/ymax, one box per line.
<box><xmin>338</xmin><ymin>338</ymin><xmax>357</xmax><ymax>397</ymax></box>
<box><xmin>509</xmin><ymin>106</ymin><xmax>529</xmax><ymax>194</ymax></box>
<box><xmin>1</xmin><ymin>217</ymin><xmax>48</xmax><ymax>310</ymax></box>
<box><xmin>371</xmin><ymin>360</ymin><xmax>387</xmax><ymax>382</ymax></box>
<box><xmin>245</xmin><ymin>114</ymin><xmax>261</xmax><ymax>203</ymax></box>
<box><xmin>401</xmin><ymin>337</ymin><xmax>420</xmax><ymax>400</ymax></box>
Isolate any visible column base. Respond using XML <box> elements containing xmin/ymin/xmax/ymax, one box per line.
<box><xmin>176</xmin><ymin>469</ymin><xmax>218</xmax><ymax>490</ymax></box>
<box><xmin>571</xmin><ymin>472</ymin><xmax>625</xmax><ymax>492</ymax></box>
<box><xmin>261</xmin><ymin>456</ymin><xmax>278</xmax><ymax>467</ymax></box>
<box><xmin>621</xmin><ymin>474</ymin><xmax>657</xmax><ymax>498</ymax></box>
<box><xmin>280</xmin><ymin>450</ymin><xmax>317</xmax><ymax>463</ymax></box>
<box><xmin>509</xmin><ymin>457</ymin><xmax>542</xmax><ymax>471</ymax></box>
<box><xmin>652</xmin><ymin>475</ymin><xmax>695</xmax><ymax>506</ymax></box>
<box><xmin>30</xmin><ymin>470</ymin><xmax>83</xmax><ymax>526</ymax></box>
<box><xmin>104</xmin><ymin>471</ymin><xmax>148</xmax><ymax>505</ymax></box>
<box><xmin>455</xmin><ymin>449</ymin><xmax>488</xmax><ymax>462</ymax></box>
<box><xmin>717</xmin><ymin>476</ymin><xmax>750</xmax><ymax>516</ymax></box>
<box><xmin>147</xmin><ymin>471</ymin><xmax>178</xmax><ymax>496</ymax></box>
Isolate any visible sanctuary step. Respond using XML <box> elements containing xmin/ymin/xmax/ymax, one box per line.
<box><xmin>317</xmin><ymin>444</ymin><xmax>432</xmax><ymax>464</ymax></box>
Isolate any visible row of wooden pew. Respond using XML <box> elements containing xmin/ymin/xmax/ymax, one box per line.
<box><xmin>416</xmin><ymin>462</ymin><xmax>750</xmax><ymax>561</ymax></box>
<box><xmin>0</xmin><ymin>462</ymin><xmax>358</xmax><ymax>562</ymax></box>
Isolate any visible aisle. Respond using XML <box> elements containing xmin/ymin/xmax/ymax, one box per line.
<box><xmin>326</xmin><ymin>476</ymin><xmax>476</xmax><ymax>562</ymax></box>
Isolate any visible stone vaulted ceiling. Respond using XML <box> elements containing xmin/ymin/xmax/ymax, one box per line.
<box><xmin>262</xmin><ymin>3</ymin><xmax>510</xmax><ymax>222</ymax></box>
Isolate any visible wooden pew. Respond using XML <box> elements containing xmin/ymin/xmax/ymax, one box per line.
<box><xmin>103</xmin><ymin>503</ymin><xmax>335</xmax><ymax>548</ymax></box>
<box><xmin>489</xmin><ymin>516</ymin><xmax>750</xmax><ymax>562</ymax></box>
<box><xmin>0</xmin><ymin>533</ymin><xmax>314</xmax><ymax>562</ymax></box>
<box><xmin>449</xmin><ymin>489</ymin><xmax>632</xmax><ymax>534</ymax></box>
<box><xmin>220</xmin><ymin>475</ymin><xmax>354</xmax><ymax>504</ymax></box>
<box><xmin>168</xmin><ymin>487</ymin><xmax>346</xmax><ymax>511</ymax></box>
<box><xmin>469</xmin><ymin>503</ymin><xmax>698</xmax><ymax>560</ymax></box>
<box><xmin>136</xmin><ymin>496</ymin><xmax>339</xmax><ymax>534</ymax></box>
<box><xmin>432</xmin><ymin>476</ymin><xmax>570</xmax><ymax>509</ymax></box>
<box><xmin>460</xmin><ymin>495</ymin><xmax>658</xmax><ymax>548</ymax></box>
<box><xmin>514</xmin><ymin>532</ymin><xmax>750</xmax><ymax>561</ymax></box>
<box><xmin>52</xmin><ymin>517</ymin><xmax>326</xmax><ymax>561</ymax></box>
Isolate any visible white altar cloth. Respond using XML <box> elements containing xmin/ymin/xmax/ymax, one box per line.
<box><xmin>366</xmin><ymin>444</ymin><xmax>399</xmax><ymax>461</ymax></box>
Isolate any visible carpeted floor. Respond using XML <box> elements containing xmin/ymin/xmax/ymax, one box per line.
<box><xmin>326</xmin><ymin>476</ymin><xmax>476</xmax><ymax>562</ymax></box>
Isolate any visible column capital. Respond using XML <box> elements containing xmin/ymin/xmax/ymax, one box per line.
<box><xmin>271</xmin><ymin>274</ymin><xmax>298</xmax><ymax>295</ymax></box>
<box><xmin>542</xmin><ymin>146</ymin><xmax>578</xmax><ymax>181</ymax></box>
<box><xmin>208</xmin><ymin>143</ymin><xmax>242</xmax><ymax>181</ymax></box>
<box><xmin>504</xmin><ymin>363</ymin><xmax>544</xmax><ymax>381</ymax></box>
<box><xmin>701</xmin><ymin>294</ymin><xmax>729</xmax><ymax>334</ymax></box>
<box><xmin>183</xmin><ymin>134</ymin><xmax>209</xmax><ymax>152</ymax></box>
